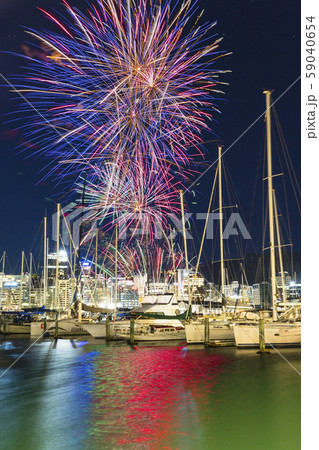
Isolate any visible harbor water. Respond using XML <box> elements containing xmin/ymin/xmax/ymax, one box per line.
<box><xmin>0</xmin><ymin>339</ymin><xmax>300</xmax><ymax>449</ymax></box>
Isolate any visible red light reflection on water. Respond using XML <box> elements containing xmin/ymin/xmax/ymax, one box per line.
<box><xmin>88</xmin><ymin>345</ymin><xmax>229</xmax><ymax>448</ymax></box>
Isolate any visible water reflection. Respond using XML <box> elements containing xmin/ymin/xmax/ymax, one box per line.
<box><xmin>84</xmin><ymin>344</ymin><xmax>228</xmax><ymax>448</ymax></box>
<box><xmin>0</xmin><ymin>339</ymin><xmax>300</xmax><ymax>450</ymax></box>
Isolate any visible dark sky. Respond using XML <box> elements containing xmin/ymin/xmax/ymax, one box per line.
<box><xmin>0</xmin><ymin>0</ymin><xmax>300</xmax><ymax>273</ymax></box>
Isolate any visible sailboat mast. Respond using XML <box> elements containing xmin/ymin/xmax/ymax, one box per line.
<box><xmin>29</xmin><ymin>252</ymin><xmax>32</xmax><ymax>306</ymax></box>
<box><xmin>43</xmin><ymin>216</ymin><xmax>47</xmax><ymax>307</ymax></box>
<box><xmin>264</xmin><ymin>90</ymin><xmax>277</xmax><ymax>321</ymax></box>
<box><xmin>273</xmin><ymin>190</ymin><xmax>287</xmax><ymax>304</ymax></box>
<box><xmin>95</xmin><ymin>227</ymin><xmax>98</xmax><ymax>306</ymax></box>
<box><xmin>55</xmin><ymin>203</ymin><xmax>60</xmax><ymax>311</ymax></box>
<box><xmin>19</xmin><ymin>250</ymin><xmax>24</xmax><ymax>310</ymax></box>
<box><xmin>114</xmin><ymin>224</ymin><xmax>118</xmax><ymax>308</ymax></box>
<box><xmin>169</xmin><ymin>227</ymin><xmax>177</xmax><ymax>295</ymax></box>
<box><xmin>218</xmin><ymin>146</ymin><xmax>225</xmax><ymax>297</ymax></box>
<box><xmin>0</xmin><ymin>251</ymin><xmax>6</xmax><ymax>309</ymax></box>
<box><xmin>179</xmin><ymin>190</ymin><xmax>190</xmax><ymax>301</ymax></box>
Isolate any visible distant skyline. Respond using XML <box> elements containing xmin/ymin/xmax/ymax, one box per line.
<box><xmin>0</xmin><ymin>0</ymin><xmax>300</xmax><ymax>272</ymax></box>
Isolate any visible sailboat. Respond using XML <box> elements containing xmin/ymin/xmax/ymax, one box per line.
<box><xmin>185</xmin><ymin>146</ymin><xmax>255</xmax><ymax>344</ymax></box>
<box><xmin>30</xmin><ymin>204</ymin><xmax>91</xmax><ymax>337</ymax></box>
<box><xmin>233</xmin><ymin>90</ymin><xmax>301</xmax><ymax>348</ymax></box>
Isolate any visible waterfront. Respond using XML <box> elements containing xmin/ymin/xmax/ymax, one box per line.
<box><xmin>0</xmin><ymin>339</ymin><xmax>300</xmax><ymax>450</ymax></box>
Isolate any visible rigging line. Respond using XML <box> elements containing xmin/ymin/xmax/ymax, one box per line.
<box><xmin>190</xmin><ymin>166</ymin><xmax>218</xmax><ymax>303</ymax></box>
<box><xmin>270</xmin><ymin>130</ymin><xmax>289</xmax><ymax>238</ymax></box>
<box><xmin>80</xmin><ymin>238</ymin><xmax>96</xmax><ymax>303</ymax></box>
<box><xmin>106</xmin><ymin>227</ymin><xmax>123</xmax><ymax>278</ymax></box>
<box><xmin>272</xmin><ymin>131</ymin><xmax>301</xmax><ymax>228</ymax></box>
<box><xmin>70</xmin><ymin>229</ymin><xmax>116</xmax><ymax>307</ymax></box>
<box><xmin>222</xmin><ymin>145</ymin><xmax>265</xmax><ymax>278</ymax></box>
<box><xmin>181</xmin><ymin>194</ymin><xmax>197</xmax><ymax>269</ymax></box>
<box><xmin>59</xmin><ymin>239</ymin><xmax>78</xmax><ymax>306</ymax></box>
<box><xmin>189</xmin><ymin>209</ymin><xmax>212</xmax><ymax>278</ymax></box>
<box><xmin>37</xmin><ymin>221</ymin><xmax>44</xmax><ymax>275</ymax></box>
<box><xmin>274</xmin><ymin>191</ymin><xmax>292</xmax><ymax>251</ymax></box>
<box><xmin>28</xmin><ymin>221</ymin><xmax>43</xmax><ymax>258</ymax></box>
<box><xmin>195</xmin><ymin>210</ymin><xmax>210</xmax><ymax>274</ymax></box>
<box><xmin>222</xmin><ymin>162</ymin><xmax>245</xmax><ymax>266</ymax></box>
<box><xmin>6</xmin><ymin>256</ymin><xmax>16</xmax><ymax>279</ymax></box>
<box><xmin>239</xmin><ymin>320</ymin><xmax>301</xmax><ymax>376</ymax></box>
<box><xmin>272</xmin><ymin>105</ymin><xmax>301</xmax><ymax>193</ymax></box>
<box><xmin>254</xmin><ymin>256</ymin><xmax>262</xmax><ymax>284</ymax></box>
<box><xmin>12</xmin><ymin>256</ymin><xmax>19</xmax><ymax>275</ymax></box>
<box><xmin>272</xmin><ymin>107</ymin><xmax>301</xmax><ymax>212</ymax></box>
<box><xmin>281</xmin><ymin>173</ymin><xmax>294</xmax><ymax>246</ymax></box>
<box><xmin>245</xmin><ymin>127</ymin><xmax>267</xmax><ymax>255</ymax></box>
<box><xmin>0</xmin><ymin>322</ymin><xmax>58</xmax><ymax>380</ymax></box>
<box><xmin>186</xmin><ymin>75</ymin><xmax>301</xmax><ymax>192</ymax></box>
<box><xmin>60</xmin><ymin>205</ymin><xmax>78</xmax><ymax>253</ymax></box>
<box><xmin>275</xmin><ymin>199</ymin><xmax>294</xmax><ymax>277</ymax></box>
<box><xmin>278</xmin><ymin>130</ymin><xmax>301</xmax><ymax>199</ymax></box>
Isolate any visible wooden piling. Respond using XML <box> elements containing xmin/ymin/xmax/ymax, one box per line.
<box><xmin>2</xmin><ymin>316</ymin><xmax>6</xmax><ymax>335</ymax></box>
<box><xmin>43</xmin><ymin>317</ymin><xmax>47</xmax><ymax>333</ymax></box>
<box><xmin>257</xmin><ymin>318</ymin><xmax>270</xmax><ymax>354</ymax></box>
<box><xmin>259</xmin><ymin>318</ymin><xmax>265</xmax><ymax>352</ymax></box>
<box><xmin>130</xmin><ymin>318</ymin><xmax>135</xmax><ymax>345</ymax></box>
<box><xmin>204</xmin><ymin>317</ymin><xmax>210</xmax><ymax>346</ymax></box>
<box><xmin>54</xmin><ymin>317</ymin><xmax>59</xmax><ymax>339</ymax></box>
<box><xmin>105</xmin><ymin>318</ymin><xmax>111</xmax><ymax>341</ymax></box>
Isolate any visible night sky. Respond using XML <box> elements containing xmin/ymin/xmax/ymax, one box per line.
<box><xmin>0</xmin><ymin>0</ymin><xmax>300</xmax><ymax>273</ymax></box>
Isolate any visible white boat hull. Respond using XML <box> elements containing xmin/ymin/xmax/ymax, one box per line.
<box><xmin>82</xmin><ymin>319</ymin><xmax>183</xmax><ymax>339</ymax></box>
<box><xmin>30</xmin><ymin>319</ymin><xmax>90</xmax><ymax>337</ymax></box>
<box><xmin>233</xmin><ymin>323</ymin><xmax>301</xmax><ymax>347</ymax></box>
<box><xmin>82</xmin><ymin>323</ymin><xmax>116</xmax><ymax>338</ymax></box>
<box><xmin>115</xmin><ymin>326</ymin><xmax>186</xmax><ymax>341</ymax></box>
<box><xmin>185</xmin><ymin>322</ymin><xmax>234</xmax><ymax>344</ymax></box>
<box><xmin>1</xmin><ymin>323</ymin><xmax>31</xmax><ymax>334</ymax></box>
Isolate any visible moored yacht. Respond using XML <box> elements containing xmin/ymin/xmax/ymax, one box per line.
<box><xmin>115</xmin><ymin>323</ymin><xmax>186</xmax><ymax>341</ymax></box>
<box><xmin>82</xmin><ymin>293</ymin><xmax>186</xmax><ymax>339</ymax></box>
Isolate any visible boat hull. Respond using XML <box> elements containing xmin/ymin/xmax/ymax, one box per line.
<box><xmin>1</xmin><ymin>323</ymin><xmax>31</xmax><ymax>334</ymax></box>
<box><xmin>30</xmin><ymin>320</ymin><xmax>90</xmax><ymax>337</ymax></box>
<box><xmin>115</xmin><ymin>326</ymin><xmax>186</xmax><ymax>341</ymax></box>
<box><xmin>233</xmin><ymin>323</ymin><xmax>301</xmax><ymax>347</ymax></box>
<box><xmin>185</xmin><ymin>322</ymin><xmax>234</xmax><ymax>344</ymax></box>
<box><xmin>82</xmin><ymin>319</ymin><xmax>183</xmax><ymax>339</ymax></box>
<box><xmin>82</xmin><ymin>323</ymin><xmax>116</xmax><ymax>338</ymax></box>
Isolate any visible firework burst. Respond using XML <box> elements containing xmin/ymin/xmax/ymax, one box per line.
<box><xmin>95</xmin><ymin>236</ymin><xmax>184</xmax><ymax>282</ymax></box>
<box><xmin>79</xmin><ymin>161</ymin><xmax>181</xmax><ymax>241</ymax></box>
<box><xmin>14</xmin><ymin>0</ymin><xmax>229</xmax><ymax>181</ymax></box>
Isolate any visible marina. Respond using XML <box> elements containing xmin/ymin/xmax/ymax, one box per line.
<box><xmin>0</xmin><ymin>0</ymin><xmax>305</xmax><ymax>448</ymax></box>
<box><xmin>0</xmin><ymin>89</ymin><xmax>302</xmax><ymax>350</ymax></box>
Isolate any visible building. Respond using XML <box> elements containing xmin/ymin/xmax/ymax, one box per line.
<box><xmin>275</xmin><ymin>271</ymin><xmax>292</xmax><ymax>300</ymax></box>
<box><xmin>251</xmin><ymin>282</ymin><xmax>272</xmax><ymax>309</ymax></box>
<box><xmin>47</xmin><ymin>251</ymin><xmax>69</xmax><ymax>286</ymax></box>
